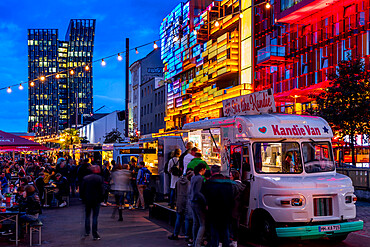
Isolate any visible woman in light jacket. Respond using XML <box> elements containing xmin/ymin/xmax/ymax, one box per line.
<box><xmin>110</xmin><ymin>164</ymin><xmax>132</xmax><ymax>221</ymax></box>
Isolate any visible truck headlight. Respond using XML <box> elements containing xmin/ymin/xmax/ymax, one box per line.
<box><xmin>291</xmin><ymin>198</ymin><xmax>303</xmax><ymax>206</ymax></box>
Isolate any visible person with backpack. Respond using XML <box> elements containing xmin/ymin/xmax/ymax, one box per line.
<box><xmin>167</xmin><ymin>148</ymin><xmax>182</xmax><ymax>209</ymax></box>
<box><xmin>136</xmin><ymin>161</ymin><xmax>151</xmax><ymax>209</ymax></box>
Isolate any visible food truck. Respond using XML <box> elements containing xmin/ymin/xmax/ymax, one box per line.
<box><xmin>182</xmin><ymin>113</ymin><xmax>363</xmax><ymax>242</ymax></box>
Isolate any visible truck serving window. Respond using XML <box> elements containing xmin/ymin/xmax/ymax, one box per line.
<box><xmin>253</xmin><ymin>142</ymin><xmax>303</xmax><ymax>174</ymax></box>
<box><xmin>302</xmin><ymin>141</ymin><xmax>335</xmax><ymax>173</ymax></box>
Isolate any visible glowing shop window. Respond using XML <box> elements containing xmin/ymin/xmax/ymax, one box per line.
<box><xmin>241</xmin><ymin>38</ymin><xmax>252</xmax><ymax>70</ymax></box>
<box><xmin>241</xmin><ymin>67</ymin><xmax>252</xmax><ymax>84</ymax></box>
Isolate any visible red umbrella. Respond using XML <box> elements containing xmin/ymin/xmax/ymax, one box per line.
<box><xmin>0</xmin><ymin>130</ymin><xmax>50</xmax><ymax>151</ymax></box>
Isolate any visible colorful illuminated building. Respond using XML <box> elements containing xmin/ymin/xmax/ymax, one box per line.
<box><xmin>161</xmin><ymin>0</ymin><xmax>252</xmax><ymax>130</ymax></box>
<box><xmin>28</xmin><ymin>19</ymin><xmax>95</xmax><ymax>137</ymax></box>
<box><xmin>160</xmin><ymin>0</ymin><xmax>370</xmax><ymax>130</ymax></box>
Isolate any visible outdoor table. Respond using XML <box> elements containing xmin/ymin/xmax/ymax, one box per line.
<box><xmin>0</xmin><ymin>202</ymin><xmax>20</xmax><ymax>246</ymax></box>
<box><xmin>44</xmin><ymin>185</ymin><xmax>58</xmax><ymax>206</ymax></box>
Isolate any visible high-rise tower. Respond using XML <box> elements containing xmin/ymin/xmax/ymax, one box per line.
<box><xmin>28</xmin><ymin>19</ymin><xmax>95</xmax><ymax>137</ymax></box>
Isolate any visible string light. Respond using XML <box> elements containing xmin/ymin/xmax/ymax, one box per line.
<box><xmin>0</xmin><ymin>38</ymin><xmax>160</xmax><ymax>93</ymax></box>
<box><xmin>117</xmin><ymin>53</ymin><xmax>123</xmax><ymax>61</ymax></box>
<box><xmin>215</xmin><ymin>21</ymin><xmax>220</xmax><ymax>27</ymax></box>
<box><xmin>7</xmin><ymin>87</ymin><xmax>11</xmax><ymax>93</ymax></box>
<box><xmin>194</xmin><ymin>30</ymin><xmax>197</xmax><ymax>35</ymax></box>
<box><xmin>173</xmin><ymin>36</ymin><xmax>179</xmax><ymax>42</ymax></box>
<box><xmin>19</xmin><ymin>84</ymin><xmax>23</xmax><ymax>90</ymax></box>
<box><xmin>239</xmin><ymin>13</ymin><xmax>243</xmax><ymax>18</ymax></box>
<box><xmin>266</xmin><ymin>3</ymin><xmax>271</xmax><ymax>9</ymax></box>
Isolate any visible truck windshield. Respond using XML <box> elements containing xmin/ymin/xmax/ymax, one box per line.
<box><xmin>253</xmin><ymin>142</ymin><xmax>303</xmax><ymax>174</ymax></box>
<box><xmin>302</xmin><ymin>141</ymin><xmax>335</xmax><ymax>173</ymax></box>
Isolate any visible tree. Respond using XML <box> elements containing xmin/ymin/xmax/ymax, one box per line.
<box><xmin>60</xmin><ymin>128</ymin><xmax>81</xmax><ymax>150</ymax></box>
<box><xmin>104</xmin><ymin>128</ymin><xmax>124</xmax><ymax>143</ymax></box>
<box><xmin>309</xmin><ymin>57</ymin><xmax>370</xmax><ymax>166</ymax></box>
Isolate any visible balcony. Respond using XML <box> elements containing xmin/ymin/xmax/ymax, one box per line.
<box><xmin>257</xmin><ymin>45</ymin><xmax>286</xmax><ymax>66</ymax></box>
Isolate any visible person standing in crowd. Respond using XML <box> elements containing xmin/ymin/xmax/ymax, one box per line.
<box><xmin>136</xmin><ymin>161</ymin><xmax>151</xmax><ymax>209</ymax></box>
<box><xmin>54</xmin><ymin>173</ymin><xmax>69</xmax><ymax>208</ymax></box>
<box><xmin>179</xmin><ymin>142</ymin><xmax>193</xmax><ymax>172</ymax></box>
<box><xmin>183</xmin><ymin>147</ymin><xmax>198</xmax><ymax>175</ymax></box>
<box><xmin>186</xmin><ymin>152</ymin><xmax>210</xmax><ymax>172</ymax></box>
<box><xmin>0</xmin><ymin>172</ymin><xmax>9</xmax><ymax>194</ymax></box>
<box><xmin>68</xmin><ymin>158</ymin><xmax>78</xmax><ymax>197</ymax></box>
<box><xmin>101</xmin><ymin>161</ymin><xmax>111</xmax><ymax>207</ymax></box>
<box><xmin>189</xmin><ymin>163</ymin><xmax>207</xmax><ymax>247</ymax></box>
<box><xmin>168</xmin><ymin>170</ymin><xmax>193</xmax><ymax>241</ymax></box>
<box><xmin>129</xmin><ymin>158</ymin><xmax>138</xmax><ymax>208</ymax></box>
<box><xmin>80</xmin><ymin>165</ymin><xmax>104</xmax><ymax>241</ymax></box>
<box><xmin>35</xmin><ymin>172</ymin><xmax>46</xmax><ymax>207</ymax></box>
<box><xmin>230</xmin><ymin>170</ymin><xmax>246</xmax><ymax>247</ymax></box>
<box><xmin>167</xmin><ymin>148</ymin><xmax>182</xmax><ymax>209</ymax></box>
<box><xmin>77</xmin><ymin>158</ymin><xmax>92</xmax><ymax>190</ymax></box>
<box><xmin>110</xmin><ymin>163</ymin><xmax>131</xmax><ymax>221</ymax></box>
<box><xmin>203</xmin><ymin>165</ymin><xmax>234</xmax><ymax>247</ymax></box>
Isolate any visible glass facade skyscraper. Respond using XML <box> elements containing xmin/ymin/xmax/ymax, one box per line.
<box><xmin>28</xmin><ymin>19</ymin><xmax>95</xmax><ymax>137</ymax></box>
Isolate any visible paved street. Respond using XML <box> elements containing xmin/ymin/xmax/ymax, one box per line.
<box><xmin>0</xmin><ymin>199</ymin><xmax>369</xmax><ymax>246</ymax></box>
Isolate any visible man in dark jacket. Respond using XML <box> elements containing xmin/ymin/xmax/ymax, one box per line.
<box><xmin>77</xmin><ymin>158</ymin><xmax>91</xmax><ymax>186</ymax></box>
<box><xmin>80</xmin><ymin>165</ymin><xmax>104</xmax><ymax>240</ymax></box>
<box><xmin>54</xmin><ymin>173</ymin><xmax>69</xmax><ymax>208</ymax></box>
<box><xmin>203</xmin><ymin>165</ymin><xmax>234</xmax><ymax>247</ymax></box>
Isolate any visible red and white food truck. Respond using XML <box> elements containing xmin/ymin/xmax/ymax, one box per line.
<box><xmin>182</xmin><ymin>113</ymin><xmax>363</xmax><ymax>242</ymax></box>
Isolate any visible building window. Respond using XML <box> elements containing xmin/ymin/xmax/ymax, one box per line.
<box><xmin>141</xmin><ymin>107</ymin><xmax>143</xmax><ymax>116</ymax></box>
<box><xmin>155</xmin><ymin>93</ymin><xmax>157</xmax><ymax>106</ymax></box>
<box><xmin>359</xmin><ymin>12</ymin><xmax>365</xmax><ymax>26</ymax></box>
<box><xmin>151</xmin><ymin>103</ymin><xmax>153</xmax><ymax>113</ymax></box>
<box><xmin>144</xmin><ymin>106</ymin><xmax>146</xmax><ymax>115</ymax></box>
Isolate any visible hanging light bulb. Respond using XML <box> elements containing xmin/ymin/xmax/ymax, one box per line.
<box><xmin>153</xmin><ymin>41</ymin><xmax>158</xmax><ymax>49</ymax></box>
<box><xmin>193</xmin><ymin>29</ymin><xmax>197</xmax><ymax>35</ymax></box>
<box><xmin>135</xmin><ymin>48</ymin><xmax>139</xmax><ymax>54</ymax></box>
<box><xmin>117</xmin><ymin>53</ymin><xmax>123</xmax><ymax>61</ymax></box>
<box><xmin>85</xmin><ymin>65</ymin><xmax>90</xmax><ymax>71</ymax></box>
<box><xmin>40</xmin><ymin>76</ymin><xmax>45</xmax><ymax>81</ymax></box>
<box><xmin>266</xmin><ymin>2</ymin><xmax>271</xmax><ymax>9</ymax></box>
<box><xmin>30</xmin><ymin>81</ymin><xmax>35</xmax><ymax>87</ymax></box>
<box><xmin>56</xmin><ymin>74</ymin><xmax>60</xmax><ymax>79</ymax></box>
<box><xmin>7</xmin><ymin>87</ymin><xmax>11</xmax><ymax>93</ymax></box>
<box><xmin>173</xmin><ymin>36</ymin><xmax>179</xmax><ymax>42</ymax></box>
<box><xmin>19</xmin><ymin>84</ymin><xmax>24</xmax><ymax>90</ymax></box>
<box><xmin>101</xmin><ymin>59</ymin><xmax>106</xmax><ymax>66</ymax></box>
<box><xmin>215</xmin><ymin>21</ymin><xmax>220</xmax><ymax>27</ymax></box>
<box><xmin>70</xmin><ymin>70</ymin><xmax>75</xmax><ymax>75</ymax></box>
<box><xmin>239</xmin><ymin>12</ymin><xmax>243</xmax><ymax>18</ymax></box>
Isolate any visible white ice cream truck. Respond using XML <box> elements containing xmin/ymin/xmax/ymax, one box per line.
<box><xmin>182</xmin><ymin>112</ymin><xmax>363</xmax><ymax>242</ymax></box>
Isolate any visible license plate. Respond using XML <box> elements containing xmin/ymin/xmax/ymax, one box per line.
<box><xmin>319</xmin><ymin>225</ymin><xmax>341</xmax><ymax>232</ymax></box>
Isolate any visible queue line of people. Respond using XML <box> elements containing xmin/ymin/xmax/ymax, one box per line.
<box><xmin>166</xmin><ymin>143</ymin><xmax>246</xmax><ymax>247</ymax></box>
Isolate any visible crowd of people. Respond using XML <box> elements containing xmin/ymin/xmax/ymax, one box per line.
<box><xmin>166</xmin><ymin>142</ymin><xmax>246</xmax><ymax>247</ymax></box>
<box><xmin>0</xmin><ymin>153</ymin><xmax>152</xmax><ymax>241</ymax></box>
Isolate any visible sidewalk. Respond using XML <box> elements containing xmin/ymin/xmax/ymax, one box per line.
<box><xmin>0</xmin><ymin>197</ymin><xmax>186</xmax><ymax>247</ymax></box>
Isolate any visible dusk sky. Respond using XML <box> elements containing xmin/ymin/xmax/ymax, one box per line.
<box><xmin>0</xmin><ymin>0</ymin><xmax>178</xmax><ymax>132</ymax></box>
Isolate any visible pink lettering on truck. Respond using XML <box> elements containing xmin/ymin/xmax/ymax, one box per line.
<box><xmin>271</xmin><ymin>125</ymin><xmax>322</xmax><ymax>136</ymax></box>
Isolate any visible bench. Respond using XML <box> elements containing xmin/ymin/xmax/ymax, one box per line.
<box><xmin>29</xmin><ymin>220</ymin><xmax>43</xmax><ymax>246</ymax></box>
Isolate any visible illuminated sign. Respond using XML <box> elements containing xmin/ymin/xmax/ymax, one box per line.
<box><xmin>119</xmin><ymin>148</ymin><xmax>156</xmax><ymax>154</ymax></box>
<box><xmin>223</xmin><ymin>89</ymin><xmax>276</xmax><ymax>116</ymax></box>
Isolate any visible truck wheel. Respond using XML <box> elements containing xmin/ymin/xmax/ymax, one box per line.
<box><xmin>328</xmin><ymin>234</ymin><xmax>348</xmax><ymax>243</ymax></box>
<box><xmin>253</xmin><ymin>214</ymin><xmax>277</xmax><ymax>244</ymax></box>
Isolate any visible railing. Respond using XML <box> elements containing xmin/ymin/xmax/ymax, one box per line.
<box><xmin>256</xmin><ymin>45</ymin><xmax>286</xmax><ymax>64</ymax></box>
<box><xmin>337</xmin><ymin>168</ymin><xmax>370</xmax><ymax>190</ymax></box>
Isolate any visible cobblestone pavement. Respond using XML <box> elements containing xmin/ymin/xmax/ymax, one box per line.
<box><xmin>353</xmin><ymin>200</ymin><xmax>370</xmax><ymax>238</ymax></box>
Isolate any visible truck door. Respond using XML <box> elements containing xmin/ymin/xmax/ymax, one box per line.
<box><xmin>240</xmin><ymin>144</ymin><xmax>251</xmax><ymax>226</ymax></box>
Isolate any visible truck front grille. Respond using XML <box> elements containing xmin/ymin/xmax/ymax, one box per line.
<box><xmin>313</xmin><ymin>197</ymin><xmax>333</xmax><ymax>216</ymax></box>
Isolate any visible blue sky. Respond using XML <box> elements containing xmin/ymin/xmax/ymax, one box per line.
<box><xmin>0</xmin><ymin>0</ymin><xmax>178</xmax><ymax>132</ymax></box>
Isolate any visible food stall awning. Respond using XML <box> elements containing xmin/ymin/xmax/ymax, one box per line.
<box><xmin>0</xmin><ymin>130</ymin><xmax>50</xmax><ymax>151</ymax></box>
<box><xmin>182</xmin><ymin>117</ymin><xmax>236</xmax><ymax>131</ymax></box>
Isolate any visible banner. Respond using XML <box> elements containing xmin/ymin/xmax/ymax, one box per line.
<box><xmin>223</xmin><ymin>89</ymin><xmax>276</xmax><ymax>116</ymax></box>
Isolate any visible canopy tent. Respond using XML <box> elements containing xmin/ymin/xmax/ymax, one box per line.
<box><xmin>0</xmin><ymin>130</ymin><xmax>50</xmax><ymax>151</ymax></box>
